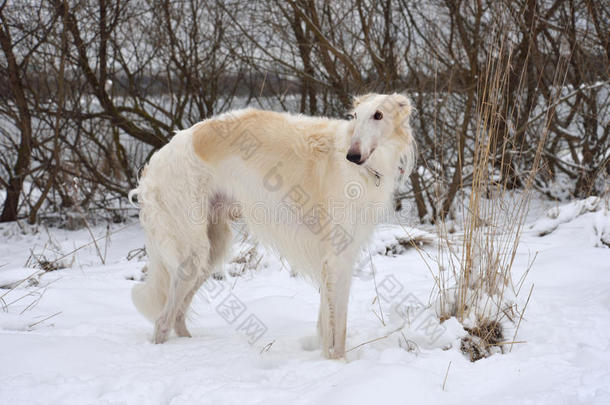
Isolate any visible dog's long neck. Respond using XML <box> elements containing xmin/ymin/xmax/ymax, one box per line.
<box><xmin>365</xmin><ymin>143</ymin><xmax>403</xmax><ymax>188</ymax></box>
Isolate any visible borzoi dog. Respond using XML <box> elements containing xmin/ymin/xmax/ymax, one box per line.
<box><xmin>130</xmin><ymin>93</ymin><xmax>415</xmax><ymax>359</ymax></box>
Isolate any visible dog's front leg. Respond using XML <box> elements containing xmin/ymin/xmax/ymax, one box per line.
<box><xmin>319</xmin><ymin>258</ymin><xmax>352</xmax><ymax>359</ymax></box>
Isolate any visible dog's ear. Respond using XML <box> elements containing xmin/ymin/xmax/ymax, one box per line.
<box><xmin>391</xmin><ymin>93</ymin><xmax>414</xmax><ymax>142</ymax></box>
<box><xmin>392</xmin><ymin>93</ymin><xmax>412</xmax><ymax>115</ymax></box>
<box><xmin>352</xmin><ymin>93</ymin><xmax>376</xmax><ymax>108</ymax></box>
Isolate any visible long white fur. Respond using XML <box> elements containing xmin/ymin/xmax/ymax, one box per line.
<box><xmin>130</xmin><ymin>93</ymin><xmax>415</xmax><ymax>358</ymax></box>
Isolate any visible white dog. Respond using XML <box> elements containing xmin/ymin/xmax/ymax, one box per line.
<box><xmin>130</xmin><ymin>93</ymin><xmax>415</xmax><ymax>359</ymax></box>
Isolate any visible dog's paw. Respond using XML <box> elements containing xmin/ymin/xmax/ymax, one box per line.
<box><xmin>174</xmin><ymin>321</ymin><xmax>192</xmax><ymax>338</ymax></box>
<box><xmin>153</xmin><ymin>321</ymin><xmax>171</xmax><ymax>344</ymax></box>
<box><xmin>174</xmin><ymin>315</ymin><xmax>192</xmax><ymax>338</ymax></box>
<box><xmin>153</xmin><ymin>332</ymin><xmax>169</xmax><ymax>344</ymax></box>
<box><xmin>326</xmin><ymin>348</ymin><xmax>345</xmax><ymax>360</ymax></box>
<box><xmin>300</xmin><ymin>335</ymin><xmax>321</xmax><ymax>351</ymax></box>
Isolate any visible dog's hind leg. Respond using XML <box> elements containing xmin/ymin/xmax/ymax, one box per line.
<box><xmin>174</xmin><ymin>273</ymin><xmax>207</xmax><ymax>338</ymax></box>
<box><xmin>153</xmin><ymin>276</ymin><xmax>195</xmax><ymax>343</ymax></box>
<box><xmin>153</xmin><ymin>248</ymin><xmax>208</xmax><ymax>344</ymax></box>
<box><xmin>174</xmin><ymin>202</ymin><xmax>234</xmax><ymax>338</ymax></box>
<box><xmin>318</xmin><ymin>256</ymin><xmax>353</xmax><ymax>359</ymax></box>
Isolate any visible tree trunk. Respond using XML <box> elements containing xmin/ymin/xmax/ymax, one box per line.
<box><xmin>0</xmin><ymin>11</ymin><xmax>33</xmax><ymax>222</ymax></box>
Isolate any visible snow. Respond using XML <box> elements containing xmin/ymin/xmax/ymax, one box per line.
<box><xmin>1</xmin><ymin>200</ymin><xmax>609</xmax><ymax>404</ymax></box>
<box><xmin>529</xmin><ymin>196</ymin><xmax>605</xmax><ymax>237</ymax></box>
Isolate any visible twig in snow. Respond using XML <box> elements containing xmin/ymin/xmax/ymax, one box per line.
<box><xmin>510</xmin><ymin>284</ymin><xmax>534</xmax><ymax>352</ymax></box>
<box><xmin>442</xmin><ymin>361</ymin><xmax>452</xmax><ymax>391</ymax></box>
<box><xmin>48</xmin><ymin>222</ymin><xmax>135</xmax><ymax>265</ymax></box>
<box><xmin>4</xmin><ymin>277</ymin><xmax>61</xmax><ymax>309</ymax></box>
<box><xmin>82</xmin><ymin>216</ymin><xmax>105</xmax><ymax>265</ymax></box>
<box><xmin>0</xmin><ymin>269</ymin><xmax>44</xmax><ymax>308</ymax></box>
<box><xmin>369</xmin><ymin>249</ymin><xmax>385</xmax><ymax>326</ymax></box>
<box><xmin>492</xmin><ymin>340</ymin><xmax>527</xmax><ymax>346</ymax></box>
<box><xmin>260</xmin><ymin>340</ymin><xmax>275</xmax><ymax>354</ymax></box>
<box><xmin>346</xmin><ymin>326</ymin><xmax>403</xmax><ymax>353</ymax></box>
<box><xmin>28</xmin><ymin>311</ymin><xmax>62</xmax><ymax>329</ymax></box>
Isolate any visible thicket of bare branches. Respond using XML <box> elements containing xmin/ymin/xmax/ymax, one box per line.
<box><xmin>0</xmin><ymin>0</ymin><xmax>607</xmax><ymax>225</ymax></box>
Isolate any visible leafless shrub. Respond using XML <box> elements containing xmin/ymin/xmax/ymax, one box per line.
<box><xmin>427</xmin><ymin>20</ymin><xmax>565</xmax><ymax>360</ymax></box>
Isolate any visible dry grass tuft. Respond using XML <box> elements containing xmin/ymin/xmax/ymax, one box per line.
<box><xmin>383</xmin><ymin>234</ymin><xmax>435</xmax><ymax>256</ymax></box>
<box><xmin>228</xmin><ymin>240</ymin><xmax>264</xmax><ymax>277</ymax></box>
<box><xmin>33</xmin><ymin>257</ymin><xmax>63</xmax><ymax>273</ymax></box>
<box><xmin>461</xmin><ymin>320</ymin><xmax>504</xmax><ymax>362</ymax></box>
<box><xmin>423</xmin><ymin>23</ymin><xmax>571</xmax><ymax>361</ymax></box>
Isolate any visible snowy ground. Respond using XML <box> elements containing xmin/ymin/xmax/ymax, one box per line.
<box><xmin>0</xmin><ymin>199</ymin><xmax>609</xmax><ymax>405</ymax></box>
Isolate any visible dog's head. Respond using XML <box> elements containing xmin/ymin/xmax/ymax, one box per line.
<box><xmin>346</xmin><ymin>93</ymin><xmax>414</xmax><ymax>166</ymax></box>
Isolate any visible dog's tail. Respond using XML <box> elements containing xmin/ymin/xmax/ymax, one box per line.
<box><xmin>128</xmin><ymin>188</ymin><xmax>139</xmax><ymax>208</ymax></box>
<box><xmin>128</xmin><ymin>165</ymin><xmax>147</xmax><ymax>208</ymax></box>
<box><xmin>131</xmin><ymin>262</ymin><xmax>169</xmax><ymax>322</ymax></box>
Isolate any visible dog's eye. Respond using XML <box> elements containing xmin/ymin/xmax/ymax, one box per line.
<box><xmin>373</xmin><ymin>111</ymin><xmax>383</xmax><ymax>120</ymax></box>
<box><xmin>345</xmin><ymin>113</ymin><xmax>354</xmax><ymax>120</ymax></box>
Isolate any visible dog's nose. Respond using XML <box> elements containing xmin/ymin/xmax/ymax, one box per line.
<box><xmin>346</xmin><ymin>152</ymin><xmax>362</xmax><ymax>164</ymax></box>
